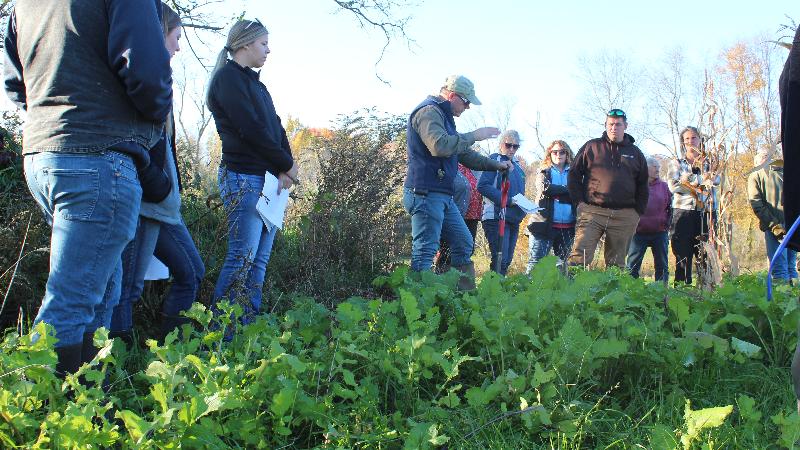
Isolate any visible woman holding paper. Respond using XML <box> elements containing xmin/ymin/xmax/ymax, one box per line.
<box><xmin>110</xmin><ymin>3</ymin><xmax>205</xmax><ymax>343</ymax></box>
<box><xmin>478</xmin><ymin>130</ymin><xmax>527</xmax><ymax>275</ymax></box>
<box><xmin>525</xmin><ymin>140</ymin><xmax>576</xmax><ymax>273</ymax></box>
<box><xmin>207</xmin><ymin>19</ymin><xmax>298</xmax><ymax>324</ymax></box>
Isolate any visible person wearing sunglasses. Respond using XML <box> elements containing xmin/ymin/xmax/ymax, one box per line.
<box><xmin>206</xmin><ymin>19</ymin><xmax>298</xmax><ymax>325</ymax></box>
<box><xmin>404</xmin><ymin>74</ymin><xmax>512</xmax><ymax>289</ymax></box>
<box><xmin>478</xmin><ymin>130</ymin><xmax>527</xmax><ymax>275</ymax></box>
<box><xmin>525</xmin><ymin>140</ymin><xmax>576</xmax><ymax>273</ymax></box>
<box><xmin>567</xmin><ymin>109</ymin><xmax>649</xmax><ymax>269</ymax></box>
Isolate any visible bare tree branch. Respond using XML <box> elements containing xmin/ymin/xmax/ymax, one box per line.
<box><xmin>331</xmin><ymin>0</ymin><xmax>415</xmax><ymax>84</ymax></box>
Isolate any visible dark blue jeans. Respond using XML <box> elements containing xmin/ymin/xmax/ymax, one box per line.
<box><xmin>482</xmin><ymin>219</ymin><xmax>520</xmax><ymax>275</ymax></box>
<box><xmin>626</xmin><ymin>231</ymin><xmax>669</xmax><ymax>282</ymax></box>
<box><xmin>110</xmin><ymin>218</ymin><xmax>205</xmax><ymax>333</ymax></box>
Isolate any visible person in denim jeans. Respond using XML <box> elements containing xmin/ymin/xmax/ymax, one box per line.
<box><xmin>747</xmin><ymin>149</ymin><xmax>797</xmax><ymax>282</ymax></box>
<box><xmin>626</xmin><ymin>157</ymin><xmax>672</xmax><ymax>282</ymax></box>
<box><xmin>4</xmin><ymin>0</ymin><xmax>172</xmax><ymax>375</ymax></box>
<box><xmin>110</xmin><ymin>3</ymin><xmax>205</xmax><ymax>343</ymax></box>
<box><xmin>526</xmin><ymin>140</ymin><xmax>576</xmax><ymax>273</ymax></box>
<box><xmin>479</xmin><ymin>130</ymin><xmax>527</xmax><ymax>275</ymax></box>
<box><xmin>403</xmin><ymin>75</ymin><xmax>511</xmax><ymax>289</ymax></box>
<box><xmin>207</xmin><ymin>20</ymin><xmax>298</xmax><ymax>324</ymax></box>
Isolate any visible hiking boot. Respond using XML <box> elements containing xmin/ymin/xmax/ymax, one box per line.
<box><xmin>453</xmin><ymin>262</ymin><xmax>476</xmax><ymax>291</ymax></box>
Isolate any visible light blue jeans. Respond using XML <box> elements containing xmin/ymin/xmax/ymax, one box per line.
<box><xmin>214</xmin><ymin>168</ymin><xmax>277</xmax><ymax>322</ymax></box>
<box><xmin>766</xmin><ymin>231</ymin><xmax>798</xmax><ymax>280</ymax></box>
<box><xmin>403</xmin><ymin>189</ymin><xmax>473</xmax><ymax>271</ymax></box>
<box><xmin>24</xmin><ymin>150</ymin><xmax>141</xmax><ymax>347</ymax></box>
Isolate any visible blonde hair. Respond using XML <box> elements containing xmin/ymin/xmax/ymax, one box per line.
<box><xmin>540</xmin><ymin>140</ymin><xmax>573</xmax><ymax>169</ymax></box>
<box><xmin>206</xmin><ymin>19</ymin><xmax>268</xmax><ymax>103</ymax></box>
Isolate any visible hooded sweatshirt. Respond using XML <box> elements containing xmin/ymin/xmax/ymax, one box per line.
<box><xmin>567</xmin><ymin>132</ymin><xmax>649</xmax><ymax>215</ymax></box>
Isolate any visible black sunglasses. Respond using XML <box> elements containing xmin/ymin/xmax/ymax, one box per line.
<box><xmin>504</xmin><ymin>143</ymin><xmax>520</xmax><ymax>150</ymax></box>
<box><xmin>607</xmin><ymin>108</ymin><xmax>626</xmax><ymax>118</ymax></box>
<box><xmin>457</xmin><ymin>94</ymin><xmax>470</xmax><ymax>106</ymax></box>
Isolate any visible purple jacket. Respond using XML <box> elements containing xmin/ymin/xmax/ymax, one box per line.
<box><xmin>636</xmin><ymin>179</ymin><xmax>672</xmax><ymax>234</ymax></box>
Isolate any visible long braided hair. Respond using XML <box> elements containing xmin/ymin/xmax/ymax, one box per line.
<box><xmin>206</xmin><ymin>19</ymin><xmax>268</xmax><ymax>104</ymax></box>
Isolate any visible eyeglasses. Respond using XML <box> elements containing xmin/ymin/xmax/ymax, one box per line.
<box><xmin>457</xmin><ymin>94</ymin><xmax>470</xmax><ymax>107</ymax></box>
<box><xmin>550</xmin><ymin>150</ymin><xmax>567</xmax><ymax>155</ymax></box>
<box><xmin>504</xmin><ymin>143</ymin><xmax>520</xmax><ymax>150</ymax></box>
<box><xmin>607</xmin><ymin>108</ymin><xmax>626</xmax><ymax>118</ymax></box>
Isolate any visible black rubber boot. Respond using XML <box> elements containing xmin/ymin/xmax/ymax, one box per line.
<box><xmin>108</xmin><ymin>329</ymin><xmax>133</xmax><ymax>349</ymax></box>
<box><xmin>159</xmin><ymin>314</ymin><xmax>193</xmax><ymax>344</ymax></box>
<box><xmin>81</xmin><ymin>332</ymin><xmax>99</xmax><ymax>364</ymax></box>
<box><xmin>54</xmin><ymin>343</ymin><xmax>83</xmax><ymax>378</ymax></box>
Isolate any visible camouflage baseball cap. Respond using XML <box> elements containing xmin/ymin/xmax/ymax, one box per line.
<box><xmin>443</xmin><ymin>75</ymin><xmax>482</xmax><ymax>106</ymax></box>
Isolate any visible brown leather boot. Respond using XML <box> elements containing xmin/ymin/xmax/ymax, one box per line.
<box><xmin>453</xmin><ymin>262</ymin><xmax>476</xmax><ymax>291</ymax></box>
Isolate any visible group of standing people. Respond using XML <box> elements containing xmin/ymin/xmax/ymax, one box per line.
<box><xmin>405</xmin><ymin>76</ymin><xmax>731</xmax><ymax>287</ymax></box>
<box><xmin>5</xmin><ymin>1</ymin><xmax>294</xmax><ymax>376</ymax></box>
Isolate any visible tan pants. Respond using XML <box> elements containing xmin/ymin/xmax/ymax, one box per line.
<box><xmin>568</xmin><ymin>202</ymin><xmax>640</xmax><ymax>268</ymax></box>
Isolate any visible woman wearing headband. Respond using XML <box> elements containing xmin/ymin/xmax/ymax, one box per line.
<box><xmin>207</xmin><ymin>19</ymin><xmax>298</xmax><ymax>324</ymax></box>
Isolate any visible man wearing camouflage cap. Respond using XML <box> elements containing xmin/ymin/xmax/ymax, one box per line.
<box><xmin>403</xmin><ymin>75</ymin><xmax>512</xmax><ymax>289</ymax></box>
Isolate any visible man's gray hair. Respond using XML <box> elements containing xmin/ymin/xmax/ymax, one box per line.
<box><xmin>646</xmin><ymin>156</ymin><xmax>661</xmax><ymax>170</ymax></box>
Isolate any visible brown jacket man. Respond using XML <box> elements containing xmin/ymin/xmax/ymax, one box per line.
<box><xmin>567</xmin><ymin>109</ymin><xmax>648</xmax><ymax>268</ymax></box>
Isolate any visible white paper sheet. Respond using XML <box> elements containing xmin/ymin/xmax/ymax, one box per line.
<box><xmin>144</xmin><ymin>256</ymin><xmax>170</xmax><ymax>281</ymax></box>
<box><xmin>511</xmin><ymin>193</ymin><xmax>541</xmax><ymax>214</ymax></box>
<box><xmin>256</xmin><ymin>171</ymin><xmax>291</xmax><ymax>230</ymax></box>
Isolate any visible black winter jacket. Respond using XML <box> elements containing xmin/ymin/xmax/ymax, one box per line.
<box><xmin>208</xmin><ymin>61</ymin><xmax>293</xmax><ymax>176</ymax></box>
<box><xmin>567</xmin><ymin>132</ymin><xmax>649</xmax><ymax>215</ymax></box>
<box><xmin>527</xmin><ymin>167</ymin><xmax>576</xmax><ymax>238</ymax></box>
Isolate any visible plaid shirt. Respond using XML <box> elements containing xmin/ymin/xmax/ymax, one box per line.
<box><xmin>667</xmin><ymin>158</ymin><xmax>720</xmax><ymax>211</ymax></box>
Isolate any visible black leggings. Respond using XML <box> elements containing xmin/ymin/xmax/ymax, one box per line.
<box><xmin>671</xmin><ymin>209</ymin><xmax>709</xmax><ymax>284</ymax></box>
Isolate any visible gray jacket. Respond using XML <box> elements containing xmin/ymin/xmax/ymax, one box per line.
<box><xmin>3</xmin><ymin>0</ymin><xmax>173</xmax><ymax>161</ymax></box>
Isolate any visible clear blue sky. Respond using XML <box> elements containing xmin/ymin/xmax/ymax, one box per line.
<box><xmin>3</xmin><ymin>0</ymin><xmax>796</xmax><ymax>159</ymax></box>
<box><xmin>243</xmin><ymin>0</ymin><xmax>796</xmax><ymax>159</ymax></box>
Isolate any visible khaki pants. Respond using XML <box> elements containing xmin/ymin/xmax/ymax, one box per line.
<box><xmin>568</xmin><ymin>203</ymin><xmax>640</xmax><ymax>268</ymax></box>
